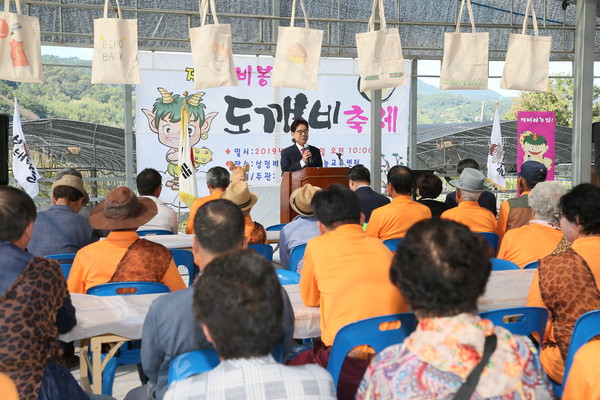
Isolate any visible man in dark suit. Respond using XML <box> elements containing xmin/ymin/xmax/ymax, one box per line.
<box><xmin>445</xmin><ymin>159</ymin><xmax>497</xmax><ymax>216</ymax></box>
<box><xmin>281</xmin><ymin>118</ymin><xmax>323</xmax><ymax>172</ymax></box>
<box><xmin>347</xmin><ymin>164</ymin><xmax>390</xmax><ymax>222</ymax></box>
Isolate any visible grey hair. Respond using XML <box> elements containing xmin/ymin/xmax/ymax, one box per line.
<box><xmin>206</xmin><ymin>166</ymin><xmax>230</xmax><ymax>189</ymax></box>
<box><xmin>459</xmin><ymin>189</ymin><xmax>481</xmax><ymax>202</ymax></box>
<box><xmin>528</xmin><ymin>181</ymin><xmax>567</xmax><ymax>225</ymax></box>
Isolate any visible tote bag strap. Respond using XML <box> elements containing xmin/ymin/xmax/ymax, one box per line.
<box><xmin>103</xmin><ymin>0</ymin><xmax>122</xmax><ymax>19</ymax></box>
<box><xmin>290</xmin><ymin>0</ymin><xmax>309</xmax><ymax>29</ymax></box>
<box><xmin>200</xmin><ymin>0</ymin><xmax>219</xmax><ymax>26</ymax></box>
<box><xmin>3</xmin><ymin>0</ymin><xmax>23</xmax><ymax>14</ymax></box>
<box><xmin>453</xmin><ymin>334</ymin><xmax>498</xmax><ymax>400</ymax></box>
<box><xmin>521</xmin><ymin>0</ymin><xmax>539</xmax><ymax>36</ymax></box>
<box><xmin>367</xmin><ymin>0</ymin><xmax>387</xmax><ymax>32</ymax></box>
<box><xmin>455</xmin><ymin>0</ymin><xmax>476</xmax><ymax>33</ymax></box>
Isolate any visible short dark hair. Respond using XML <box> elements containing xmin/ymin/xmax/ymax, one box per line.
<box><xmin>194</xmin><ymin>250</ymin><xmax>282</xmax><ymax>359</ymax></box>
<box><xmin>560</xmin><ymin>183</ymin><xmax>600</xmax><ymax>235</ymax></box>
<box><xmin>311</xmin><ymin>184</ymin><xmax>361</xmax><ymax>228</ymax></box>
<box><xmin>0</xmin><ymin>186</ymin><xmax>36</xmax><ymax>242</ymax></box>
<box><xmin>387</xmin><ymin>165</ymin><xmax>414</xmax><ymax>195</ymax></box>
<box><xmin>416</xmin><ymin>173</ymin><xmax>442</xmax><ymax>198</ymax></box>
<box><xmin>136</xmin><ymin>168</ymin><xmax>162</xmax><ymax>195</ymax></box>
<box><xmin>290</xmin><ymin>117</ymin><xmax>309</xmax><ymax>133</ymax></box>
<box><xmin>194</xmin><ymin>199</ymin><xmax>245</xmax><ymax>253</ymax></box>
<box><xmin>53</xmin><ymin>186</ymin><xmax>85</xmax><ymax>202</ymax></box>
<box><xmin>391</xmin><ymin>219</ymin><xmax>491</xmax><ymax>317</ymax></box>
<box><xmin>206</xmin><ymin>167</ymin><xmax>230</xmax><ymax>190</ymax></box>
<box><xmin>520</xmin><ymin>178</ymin><xmax>538</xmax><ymax>191</ymax></box>
<box><xmin>347</xmin><ymin>164</ymin><xmax>371</xmax><ymax>184</ymax></box>
<box><xmin>457</xmin><ymin>159</ymin><xmax>480</xmax><ymax>174</ymax></box>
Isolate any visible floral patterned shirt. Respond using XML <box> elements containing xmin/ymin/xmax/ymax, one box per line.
<box><xmin>356</xmin><ymin>313</ymin><xmax>552</xmax><ymax>399</ymax></box>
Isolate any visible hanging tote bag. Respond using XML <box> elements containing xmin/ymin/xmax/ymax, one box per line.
<box><xmin>189</xmin><ymin>0</ymin><xmax>238</xmax><ymax>89</ymax></box>
<box><xmin>500</xmin><ymin>0</ymin><xmax>551</xmax><ymax>92</ymax></box>
<box><xmin>440</xmin><ymin>0</ymin><xmax>488</xmax><ymax>90</ymax></box>
<box><xmin>91</xmin><ymin>0</ymin><xmax>140</xmax><ymax>84</ymax></box>
<box><xmin>271</xmin><ymin>0</ymin><xmax>323</xmax><ymax>90</ymax></box>
<box><xmin>356</xmin><ymin>0</ymin><xmax>405</xmax><ymax>92</ymax></box>
<box><xmin>0</xmin><ymin>0</ymin><xmax>43</xmax><ymax>83</ymax></box>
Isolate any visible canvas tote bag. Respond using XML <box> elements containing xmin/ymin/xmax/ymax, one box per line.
<box><xmin>0</xmin><ymin>0</ymin><xmax>43</xmax><ymax>83</ymax></box>
<box><xmin>189</xmin><ymin>0</ymin><xmax>238</xmax><ymax>89</ymax></box>
<box><xmin>500</xmin><ymin>0</ymin><xmax>551</xmax><ymax>92</ymax></box>
<box><xmin>271</xmin><ymin>0</ymin><xmax>323</xmax><ymax>90</ymax></box>
<box><xmin>440</xmin><ymin>0</ymin><xmax>488</xmax><ymax>90</ymax></box>
<box><xmin>91</xmin><ymin>0</ymin><xmax>140</xmax><ymax>84</ymax></box>
<box><xmin>356</xmin><ymin>0</ymin><xmax>405</xmax><ymax>92</ymax></box>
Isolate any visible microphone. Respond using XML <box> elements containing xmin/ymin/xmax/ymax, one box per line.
<box><xmin>304</xmin><ymin>144</ymin><xmax>312</xmax><ymax>165</ymax></box>
<box><xmin>335</xmin><ymin>152</ymin><xmax>344</xmax><ymax>166</ymax></box>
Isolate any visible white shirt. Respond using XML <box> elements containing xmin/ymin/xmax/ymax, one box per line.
<box><xmin>138</xmin><ymin>195</ymin><xmax>178</xmax><ymax>233</ymax></box>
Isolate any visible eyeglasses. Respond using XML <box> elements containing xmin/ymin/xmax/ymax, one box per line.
<box><xmin>295</xmin><ymin>129</ymin><xmax>309</xmax><ymax>135</ymax></box>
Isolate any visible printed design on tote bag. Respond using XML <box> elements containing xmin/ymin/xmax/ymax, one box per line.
<box><xmin>98</xmin><ymin>34</ymin><xmax>128</xmax><ymax>62</ymax></box>
<box><xmin>364</xmin><ymin>45</ymin><xmax>404</xmax><ymax>82</ymax></box>
<box><xmin>208</xmin><ymin>42</ymin><xmax>232</xmax><ymax>75</ymax></box>
<box><xmin>286</xmin><ymin>42</ymin><xmax>308</xmax><ymax>64</ymax></box>
<box><xmin>7</xmin><ymin>22</ymin><xmax>29</xmax><ymax>66</ymax></box>
<box><xmin>519</xmin><ymin>131</ymin><xmax>553</xmax><ymax>170</ymax></box>
<box><xmin>142</xmin><ymin>88</ymin><xmax>218</xmax><ymax>190</ymax></box>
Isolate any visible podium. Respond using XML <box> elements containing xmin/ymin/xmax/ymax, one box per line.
<box><xmin>280</xmin><ymin>167</ymin><xmax>350</xmax><ymax>223</ymax></box>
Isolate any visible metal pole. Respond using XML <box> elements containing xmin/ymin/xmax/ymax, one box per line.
<box><xmin>272</xmin><ymin>0</ymin><xmax>280</xmax><ymax>50</ymax></box>
<box><xmin>571</xmin><ymin>0</ymin><xmax>594</xmax><ymax>185</ymax></box>
<box><xmin>408</xmin><ymin>59</ymin><xmax>417</xmax><ymax>168</ymax></box>
<box><xmin>371</xmin><ymin>89</ymin><xmax>383</xmax><ymax>193</ymax></box>
<box><xmin>124</xmin><ymin>84</ymin><xmax>135</xmax><ymax>190</ymax></box>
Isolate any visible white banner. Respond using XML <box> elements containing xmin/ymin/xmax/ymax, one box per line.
<box><xmin>12</xmin><ymin>98</ymin><xmax>39</xmax><ymax>198</ymax></box>
<box><xmin>487</xmin><ymin>108</ymin><xmax>506</xmax><ymax>189</ymax></box>
<box><xmin>136</xmin><ymin>52</ymin><xmax>410</xmax><ymax>225</ymax></box>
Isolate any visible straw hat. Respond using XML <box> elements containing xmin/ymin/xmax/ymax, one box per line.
<box><xmin>221</xmin><ymin>181</ymin><xmax>258</xmax><ymax>212</ymax></box>
<box><xmin>289</xmin><ymin>184</ymin><xmax>321</xmax><ymax>216</ymax></box>
<box><xmin>89</xmin><ymin>187</ymin><xmax>157</xmax><ymax>230</ymax></box>
<box><xmin>449</xmin><ymin>168</ymin><xmax>486</xmax><ymax>192</ymax></box>
<box><xmin>51</xmin><ymin>174</ymin><xmax>89</xmax><ymax>204</ymax></box>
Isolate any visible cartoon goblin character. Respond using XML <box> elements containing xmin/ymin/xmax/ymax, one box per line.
<box><xmin>520</xmin><ymin>131</ymin><xmax>553</xmax><ymax>170</ymax></box>
<box><xmin>142</xmin><ymin>88</ymin><xmax>217</xmax><ymax>189</ymax></box>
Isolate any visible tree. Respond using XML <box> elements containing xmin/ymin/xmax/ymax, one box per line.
<box><xmin>504</xmin><ymin>77</ymin><xmax>600</xmax><ymax>127</ymax></box>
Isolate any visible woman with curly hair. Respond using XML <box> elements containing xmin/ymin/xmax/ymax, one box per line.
<box><xmin>357</xmin><ymin>218</ymin><xmax>551</xmax><ymax>399</ymax></box>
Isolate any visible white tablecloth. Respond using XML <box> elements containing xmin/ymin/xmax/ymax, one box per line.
<box><xmin>59</xmin><ymin>269</ymin><xmax>534</xmax><ymax>343</ymax></box>
<box><xmin>143</xmin><ymin>233</ymin><xmax>194</xmax><ymax>249</ymax></box>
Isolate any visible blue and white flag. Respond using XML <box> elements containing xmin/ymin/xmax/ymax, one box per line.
<box><xmin>12</xmin><ymin>97</ymin><xmax>40</xmax><ymax>198</ymax></box>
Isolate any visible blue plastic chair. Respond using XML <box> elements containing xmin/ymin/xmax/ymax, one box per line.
<box><xmin>490</xmin><ymin>258</ymin><xmax>519</xmax><ymax>271</ymax></box>
<box><xmin>383</xmin><ymin>238</ymin><xmax>402</xmax><ymax>252</ymax></box>
<box><xmin>277</xmin><ymin>269</ymin><xmax>300</xmax><ymax>285</ymax></box>
<box><xmin>137</xmin><ymin>229</ymin><xmax>174</xmax><ymax>236</ymax></box>
<box><xmin>266</xmin><ymin>223</ymin><xmax>286</xmax><ymax>231</ymax></box>
<box><xmin>86</xmin><ymin>281</ymin><xmax>171</xmax><ymax>395</ymax></box>
<box><xmin>479</xmin><ymin>307</ymin><xmax>548</xmax><ymax>348</ymax></box>
<box><xmin>289</xmin><ymin>243</ymin><xmax>306</xmax><ymax>272</ymax></box>
<box><xmin>248</xmin><ymin>244</ymin><xmax>274</xmax><ymax>262</ymax></box>
<box><xmin>168</xmin><ymin>343</ymin><xmax>285</xmax><ymax>387</ymax></box>
<box><xmin>170</xmin><ymin>249</ymin><xmax>198</xmax><ymax>286</ymax></box>
<box><xmin>478</xmin><ymin>232</ymin><xmax>500</xmax><ymax>256</ymax></box>
<box><xmin>45</xmin><ymin>253</ymin><xmax>76</xmax><ymax>279</ymax></box>
<box><xmin>523</xmin><ymin>261</ymin><xmax>539</xmax><ymax>269</ymax></box>
<box><xmin>560</xmin><ymin>310</ymin><xmax>600</xmax><ymax>395</ymax></box>
<box><xmin>327</xmin><ymin>313</ymin><xmax>417</xmax><ymax>390</ymax></box>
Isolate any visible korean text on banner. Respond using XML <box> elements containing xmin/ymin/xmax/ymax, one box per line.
<box><xmin>271</xmin><ymin>0</ymin><xmax>323</xmax><ymax>90</ymax></box>
<box><xmin>12</xmin><ymin>97</ymin><xmax>39</xmax><ymax>198</ymax></box>
<box><xmin>517</xmin><ymin>111</ymin><xmax>555</xmax><ymax>180</ymax></box>
<box><xmin>0</xmin><ymin>0</ymin><xmax>44</xmax><ymax>83</ymax></box>
<box><xmin>91</xmin><ymin>0</ymin><xmax>141</xmax><ymax>84</ymax></box>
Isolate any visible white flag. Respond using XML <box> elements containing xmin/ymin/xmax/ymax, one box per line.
<box><xmin>178</xmin><ymin>99</ymin><xmax>198</xmax><ymax>208</ymax></box>
<box><xmin>487</xmin><ymin>108</ymin><xmax>505</xmax><ymax>189</ymax></box>
<box><xmin>12</xmin><ymin>98</ymin><xmax>40</xmax><ymax>198</ymax></box>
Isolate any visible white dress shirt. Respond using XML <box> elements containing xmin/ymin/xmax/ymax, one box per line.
<box><xmin>138</xmin><ymin>195</ymin><xmax>178</xmax><ymax>233</ymax></box>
